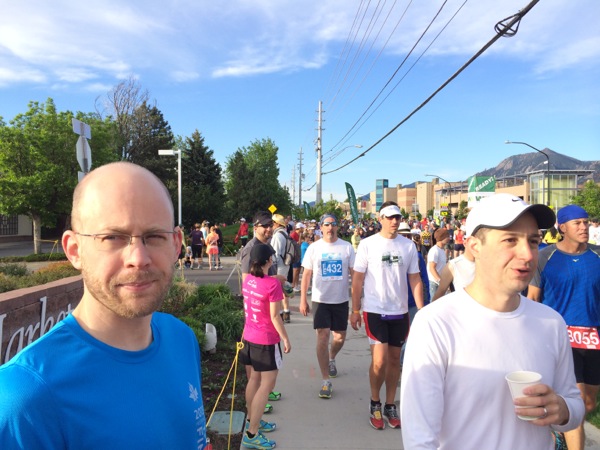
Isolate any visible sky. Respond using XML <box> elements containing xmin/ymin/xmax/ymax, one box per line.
<box><xmin>1</xmin><ymin>0</ymin><xmax>599</xmax><ymax>204</ymax></box>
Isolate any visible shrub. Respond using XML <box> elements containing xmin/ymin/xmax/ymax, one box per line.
<box><xmin>0</xmin><ymin>263</ymin><xmax>28</xmax><ymax>277</ymax></box>
<box><xmin>28</xmin><ymin>262</ymin><xmax>80</xmax><ymax>285</ymax></box>
<box><xmin>0</xmin><ymin>274</ymin><xmax>20</xmax><ymax>294</ymax></box>
<box><xmin>161</xmin><ymin>283</ymin><xmax>244</xmax><ymax>345</ymax></box>
<box><xmin>0</xmin><ymin>253</ymin><xmax>67</xmax><ymax>263</ymax></box>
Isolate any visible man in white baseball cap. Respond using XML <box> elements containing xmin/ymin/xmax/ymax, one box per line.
<box><xmin>351</xmin><ymin>201</ymin><xmax>424</xmax><ymax>430</ymax></box>
<box><xmin>401</xmin><ymin>193</ymin><xmax>583</xmax><ymax>449</ymax></box>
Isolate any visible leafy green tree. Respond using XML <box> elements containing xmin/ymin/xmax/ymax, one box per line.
<box><xmin>302</xmin><ymin>199</ymin><xmax>344</xmax><ymax>222</ymax></box>
<box><xmin>177</xmin><ymin>130</ymin><xmax>225</xmax><ymax>227</ymax></box>
<box><xmin>455</xmin><ymin>200</ymin><xmax>469</xmax><ymax>220</ymax></box>
<box><xmin>571</xmin><ymin>180</ymin><xmax>600</xmax><ymax>218</ymax></box>
<box><xmin>224</xmin><ymin>138</ymin><xmax>292</xmax><ymax>221</ymax></box>
<box><xmin>0</xmin><ymin>99</ymin><xmax>117</xmax><ymax>253</ymax></box>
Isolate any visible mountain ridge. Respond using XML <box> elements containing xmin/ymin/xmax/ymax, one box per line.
<box><xmin>475</xmin><ymin>148</ymin><xmax>599</xmax><ymax>182</ymax></box>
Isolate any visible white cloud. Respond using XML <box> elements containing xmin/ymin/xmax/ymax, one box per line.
<box><xmin>0</xmin><ymin>0</ymin><xmax>597</xmax><ymax>91</ymax></box>
<box><xmin>171</xmin><ymin>71</ymin><xmax>200</xmax><ymax>82</ymax></box>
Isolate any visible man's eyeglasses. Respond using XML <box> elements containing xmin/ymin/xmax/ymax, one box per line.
<box><xmin>75</xmin><ymin>231</ymin><xmax>177</xmax><ymax>252</ymax></box>
<box><xmin>255</xmin><ymin>222</ymin><xmax>274</xmax><ymax>229</ymax></box>
<box><xmin>384</xmin><ymin>215</ymin><xmax>401</xmax><ymax>221</ymax></box>
<box><xmin>321</xmin><ymin>222</ymin><xmax>338</xmax><ymax>227</ymax></box>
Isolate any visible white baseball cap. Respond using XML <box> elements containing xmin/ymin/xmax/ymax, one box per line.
<box><xmin>466</xmin><ymin>193</ymin><xmax>555</xmax><ymax>237</ymax></box>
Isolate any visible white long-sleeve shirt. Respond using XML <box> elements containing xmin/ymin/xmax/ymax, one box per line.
<box><xmin>401</xmin><ymin>291</ymin><xmax>584</xmax><ymax>450</ymax></box>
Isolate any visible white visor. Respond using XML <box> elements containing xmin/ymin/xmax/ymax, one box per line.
<box><xmin>379</xmin><ymin>205</ymin><xmax>401</xmax><ymax>218</ymax></box>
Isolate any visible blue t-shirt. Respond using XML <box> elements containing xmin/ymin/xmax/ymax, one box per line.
<box><xmin>532</xmin><ymin>244</ymin><xmax>600</xmax><ymax>327</ymax></box>
<box><xmin>300</xmin><ymin>241</ymin><xmax>309</xmax><ymax>264</ymax></box>
<box><xmin>408</xmin><ymin>252</ymin><xmax>430</xmax><ymax>309</ymax></box>
<box><xmin>0</xmin><ymin>313</ymin><xmax>207</xmax><ymax>449</ymax></box>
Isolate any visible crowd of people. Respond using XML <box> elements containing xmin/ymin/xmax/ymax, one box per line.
<box><xmin>0</xmin><ymin>160</ymin><xmax>597</xmax><ymax>450</ymax></box>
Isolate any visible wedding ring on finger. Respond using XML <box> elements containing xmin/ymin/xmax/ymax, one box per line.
<box><xmin>540</xmin><ymin>407</ymin><xmax>548</xmax><ymax>419</ymax></box>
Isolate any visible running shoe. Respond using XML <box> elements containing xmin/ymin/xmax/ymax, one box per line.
<box><xmin>383</xmin><ymin>404</ymin><xmax>401</xmax><ymax>429</ymax></box>
<box><xmin>242</xmin><ymin>431</ymin><xmax>276</xmax><ymax>449</ymax></box>
<box><xmin>328</xmin><ymin>360</ymin><xmax>337</xmax><ymax>378</ymax></box>
<box><xmin>245</xmin><ymin>419</ymin><xmax>277</xmax><ymax>433</ymax></box>
<box><xmin>263</xmin><ymin>403</ymin><xmax>273</xmax><ymax>414</ymax></box>
<box><xmin>319</xmin><ymin>380</ymin><xmax>332</xmax><ymax>399</ymax></box>
<box><xmin>268</xmin><ymin>391</ymin><xmax>281</xmax><ymax>401</ymax></box>
<box><xmin>369</xmin><ymin>402</ymin><xmax>385</xmax><ymax>430</ymax></box>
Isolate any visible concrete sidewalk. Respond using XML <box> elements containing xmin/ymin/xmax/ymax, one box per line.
<box><xmin>250</xmin><ymin>308</ymin><xmax>401</xmax><ymax>450</ymax></box>
<box><xmin>241</xmin><ymin>296</ymin><xmax>600</xmax><ymax>450</ymax></box>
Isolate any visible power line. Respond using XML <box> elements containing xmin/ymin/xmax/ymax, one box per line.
<box><xmin>327</xmin><ymin>0</ymin><xmax>451</xmax><ymax>155</ymax></box>
<box><xmin>325</xmin><ymin>0</ymin><xmax>468</xmax><ymax>165</ymax></box>
<box><xmin>323</xmin><ymin>0</ymin><xmax>540</xmax><ymax>176</ymax></box>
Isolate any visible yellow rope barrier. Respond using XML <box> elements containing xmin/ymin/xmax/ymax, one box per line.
<box><xmin>206</xmin><ymin>340</ymin><xmax>245</xmax><ymax>450</ymax></box>
<box><xmin>33</xmin><ymin>239</ymin><xmax>60</xmax><ymax>259</ymax></box>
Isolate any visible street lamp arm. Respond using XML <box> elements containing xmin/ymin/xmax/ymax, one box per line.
<box><xmin>505</xmin><ymin>140</ymin><xmax>550</xmax><ymax>206</ymax></box>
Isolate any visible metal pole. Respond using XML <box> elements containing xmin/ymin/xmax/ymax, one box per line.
<box><xmin>316</xmin><ymin>101</ymin><xmax>323</xmax><ymax>204</ymax></box>
<box><xmin>177</xmin><ymin>149</ymin><xmax>182</xmax><ymax>226</ymax></box>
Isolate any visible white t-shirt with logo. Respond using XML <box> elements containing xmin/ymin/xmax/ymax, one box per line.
<box><xmin>302</xmin><ymin>238</ymin><xmax>355</xmax><ymax>304</ymax></box>
<box><xmin>354</xmin><ymin>233</ymin><xmax>420</xmax><ymax>315</ymax></box>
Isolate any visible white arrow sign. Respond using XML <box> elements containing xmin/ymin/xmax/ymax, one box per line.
<box><xmin>76</xmin><ymin>136</ymin><xmax>92</xmax><ymax>173</ymax></box>
<box><xmin>72</xmin><ymin>118</ymin><xmax>91</xmax><ymax>139</ymax></box>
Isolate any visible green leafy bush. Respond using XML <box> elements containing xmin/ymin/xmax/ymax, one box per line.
<box><xmin>0</xmin><ymin>253</ymin><xmax>67</xmax><ymax>263</ymax></box>
<box><xmin>0</xmin><ymin>262</ymin><xmax>80</xmax><ymax>294</ymax></box>
<box><xmin>0</xmin><ymin>274</ymin><xmax>20</xmax><ymax>293</ymax></box>
<box><xmin>0</xmin><ymin>263</ymin><xmax>28</xmax><ymax>277</ymax></box>
<box><xmin>161</xmin><ymin>282</ymin><xmax>244</xmax><ymax>344</ymax></box>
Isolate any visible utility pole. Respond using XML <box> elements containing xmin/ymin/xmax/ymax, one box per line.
<box><xmin>291</xmin><ymin>166</ymin><xmax>296</xmax><ymax>205</ymax></box>
<box><xmin>298</xmin><ymin>147</ymin><xmax>304</xmax><ymax>206</ymax></box>
<box><xmin>315</xmin><ymin>101</ymin><xmax>324</xmax><ymax>204</ymax></box>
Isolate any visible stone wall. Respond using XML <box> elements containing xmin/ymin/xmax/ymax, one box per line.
<box><xmin>0</xmin><ymin>275</ymin><xmax>83</xmax><ymax>365</ymax></box>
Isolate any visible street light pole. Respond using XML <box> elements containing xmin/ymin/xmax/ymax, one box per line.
<box><xmin>158</xmin><ymin>149</ymin><xmax>182</xmax><ymax>226</ymax></box>
<box><xmin>425</xmin><ymin>174</ymin><xmax>452</xmax><ymax>218</ymax></box>
<box><xmin>505</xmin><ymin>140</ymin><xmax>550</xmax><ymax>206</ymax></box>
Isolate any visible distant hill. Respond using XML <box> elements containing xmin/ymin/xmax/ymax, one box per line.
<box><xmin>476</xmin><ymin>149</ymin><xmax>599</xmax><ymax>183</ymax></box>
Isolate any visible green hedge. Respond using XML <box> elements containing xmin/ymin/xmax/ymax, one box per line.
<box><xmin>0</xmin><ymin>262</ymin><xmax>80</xmax><ymax>294</ymax></box>
<box><xmin>161</xmin><ymin>282</ymin><xmax>244</xmax><ymax>346</ymax></box>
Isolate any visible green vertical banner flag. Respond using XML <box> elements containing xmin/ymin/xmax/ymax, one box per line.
<box><xmin>345</xmin><ymin>182</ymin><xmax>359</xmax><ymax>225</ymax></box>
<box><xmin>303</xmin><ymin>201</ymin><xmax>311</xmax><ymax>216</ymax></box>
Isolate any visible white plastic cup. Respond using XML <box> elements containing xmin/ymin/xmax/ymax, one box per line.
<box><xmin>505</xmin><ymin>371</ymin><xmax>542</xmax><ymax>420</ymax></box>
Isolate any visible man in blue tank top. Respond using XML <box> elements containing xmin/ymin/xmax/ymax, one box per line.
<box><xmin>529</xmin><ymin>204</ymin><xmax>600</xmax><ymax>450</ymax></box>
<box><xmin>0</xmin><ymin>162</ymin><xmax>208</xmax><ymax>449</ymax></box>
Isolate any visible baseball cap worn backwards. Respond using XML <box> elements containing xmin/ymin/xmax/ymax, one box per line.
<box><xmin>379</xmin><ymin>205</ymin><xmax>402</xmax><ymax>218</ymax></box>
<box><xmin>465</xmin><ymin>193</ymin><xmax>555</xmax><ymax>237</ymax></box>
<box><xmin>557</xmin><ymin>205</ymin><xmax>588</xmax><ymax>225</ymax></box>
<box><xmin>253</xmin><ymin>211</ymin><xmax>273</xmax><ymax>227</ymax></box>
<box><xmin>250</xmin><ymin>243</ymin><xmax>276</xmax><ymax>264</ymax></box>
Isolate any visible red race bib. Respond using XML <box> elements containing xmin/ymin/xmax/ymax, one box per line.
<box><xmin>567</xmin><ymin>326</ymin><xmax>600</xmax><ymax>350</ymax></box>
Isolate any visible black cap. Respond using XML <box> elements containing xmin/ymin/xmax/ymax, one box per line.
<box><xmin>253</xmin><ymin>211</ymin><xmax>273</xmax><ymax>227</ymax></box>
<box><xmin>250</xmin><ymin>243</ymin><xmax>276</xmax><ymax>264</ymax></box>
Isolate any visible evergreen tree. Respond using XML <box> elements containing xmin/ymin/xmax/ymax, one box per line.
<box><xmin>179</xmin><ymin>130</ymin><xmax>225</xmax><ymax>227</ymax></box>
